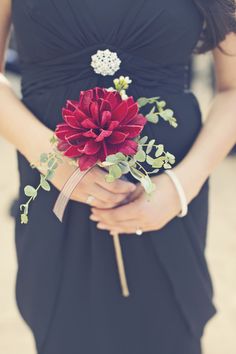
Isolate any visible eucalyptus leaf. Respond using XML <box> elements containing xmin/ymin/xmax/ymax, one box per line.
<box><xmin>48</xmin><ymin>158</ymin><xmax>55</xmax><ymax>168</ymax></box>
<box><xmin>152</xmin><ymin>156</ymin><xmax>166</xmax><ymax>168</ymax></box>
<box><xmin>118</xmin><ymin>161</ymin><xmax>130</xmax><ymax>174</ymax></box>
<box><xmin>134</xmin><ymin>149</ymin><xmax>146</xmax><ymax>162</ymax></box>
<box><xmin>140</xmin><ymin>176</ymin><xmax>156</xmax><ymax>194</ymax></box>
<box><xmin>40</xmin><ymin>175</ymin><xmax>51</xmax><ymax>191</ymax></box>
<box><xmin>137</xmin><ymin>97</ymin><xmax>149</xmax><ymax>107</ymax></box>
<box><xmin>155</xmin><ymin>144</ymin><xmax>164</xmax><ymax>157</ymax></box>
<box><xmin>40</xmin><ymin>153</ymin><xmax>48</xmax><ymax>163</ymax></box>
<box><xmin>109</xmin><ymin>164</ymin><xmax>122</xmax><ymax>179</ymax></box>
<box><xmin>138</xmin><ymin>136</ymin><xmax>148</xmax><ymax>145</ymax></box>
<box><xmin>105</xmin><ymin>174</ymin><xmax>115</xmax><ymax>183</ymax></box>
<box><xmin>164</xmin><ymin>163</ymin><xmax>172</xmax><ymax>169</ymax></box>
<box><xmin>115</xmin><ymin>152</ymin><xmax>126</xmax><ymax>161</ymax></box>
<box><xmin>146</xmin><ymin>139</ymin><xmax>155</xmax><ymax>154</ymax></box>
<box><xmin>46</xmin><ymin>170</ymin><xmax>55</xmax><ymax>181</ymax></box>
<box><xmin>129</xmin><ymin>167</ymin><xmax>144</xmax><ymax>181</ymax></box>
<box><xmin>146</xmin><ymin>155</ymin><xmax>155</xmax><ymax>165</ymax></box>
<box><xmin>24</xmin><ymin>185</ymin><xmax>37</xmax><ymax>198</ymax></box>
<box><xmin>21</xmin><ymin>213</ymin><xmax>29</xmax><ymax>224</ymax></box>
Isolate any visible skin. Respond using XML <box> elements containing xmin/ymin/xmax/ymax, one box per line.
<box><xmin>1</xmin><ymin>1</ymin><xmax>236</xmax><ymax>233</ymax></box>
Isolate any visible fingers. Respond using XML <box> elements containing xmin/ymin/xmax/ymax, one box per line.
<box><xmin>90</xmin><ymin>215</ymin><xmax>142</xmax><ymax>234</ymax></box>
<box><xmin>91</xmin><ymin>200</ymin><xmax>141</xmax><ymax>223</ymax></box>
<box><xmin>87</xmin><ymin>183</ymin><xmax>130</xmax><ymax>208</ymax></box>
<box><xmin>92</xmin><ymin>167</ymin><xmax>136</xmax><ymax>194</ymax></box>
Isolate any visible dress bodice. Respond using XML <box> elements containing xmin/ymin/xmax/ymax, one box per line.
<box><xmin>12</xmin><ymin>0</ymin><xmax>204</xmax><ymax>97</ymax></box>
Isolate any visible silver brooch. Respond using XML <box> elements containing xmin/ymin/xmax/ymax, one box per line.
<box><xmin>90</xmin><ymin>49</ymin><xmax>121</xmax><ymax>76</ymax></box>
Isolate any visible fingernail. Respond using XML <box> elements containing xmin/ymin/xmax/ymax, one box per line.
<box><xmin>90</xmin><ymin>214</ymin><xmax>99</xmax><ymax>221</ymax></box>
<box><xmin>97</xmin><ymin>223</ymin><xmax>106</xmax><ymax>229</ymax></box>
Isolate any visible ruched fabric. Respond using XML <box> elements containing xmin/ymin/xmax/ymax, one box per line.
<box><xmin>12</xmin><ymin>1</ymin><xmax>216</xmax><ymax>353</ymax></box>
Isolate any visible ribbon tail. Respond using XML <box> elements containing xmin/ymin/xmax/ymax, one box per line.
<box><xmin>53</xmin><ymin>166</ymin><xmax>92</xmax><ymax>222</ymax></box>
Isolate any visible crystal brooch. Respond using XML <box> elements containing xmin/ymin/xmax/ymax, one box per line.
<box><xmin>90</xmin><ymin>49</ymin><xmax>121</xmax><ymax>76</ymax></box>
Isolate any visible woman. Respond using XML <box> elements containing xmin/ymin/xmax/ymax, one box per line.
<box><xmin>1</xmin><ymin>1</ymin><xmax>236</xmax><ymax>353</ymax></box>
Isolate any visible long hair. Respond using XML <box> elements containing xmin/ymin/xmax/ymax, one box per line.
<box><xmin>193</xmin><ymin>0</ymin><xmax>236</xmax><ymax>53</ymax></box>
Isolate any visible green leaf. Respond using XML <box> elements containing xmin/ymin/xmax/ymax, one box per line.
<box><xmin>48</xmin><ymin>158</ymin><xmax>55</xmax><ymax>168</ymax></box>
<box><xmin>134</xmin><ymin>149</ymin><xmax>146</xmax><ymax>162</ymax></box>
<box><xmin>40</xmin><ymin>175</ymin><xmax>51</xmax><ymax>191</ymax></box>
<box><xmin>146</xmin><ymin>155</ymin><xmax>155</xmax><ymax>165</ymax></box>
<box><xmin>155</xmin><ymin>144</ymin><xmax>164</xmax><ymax>157</ymax></box>
<box><xmin>146</xmin><ymin>107</ymin><xmax>159</xmax><ymax>124</ymax></box>
<box><xmin>40</xmin><ymin>153</ymin><xmax>48</xmax><ymax>163</ymax></box>
<box><xmin>129</xmin><ymin>167</ymin><xmax>144</xmax><ymax>181</ymax></box>
<box><xmin>24</xmin><ymin>185</ymin><xmax>37</xmax><ymax>198</ymax></box>
<box><xmin>105</xmin><ymin>174</ymin><xmax>115</xmax><ymax>183</ymax></box>
<box><xmin>140</xmin><ymin>176</ymin><xmax>156</xmax><ymax>194</ymax></box>
<box><xmin>137</xmin><ymin>97</ymin><xmax>149</xmax><ymax>108</ymax></box>
<box><xmin>157</xmin><ymin>100</ymin><xmax>166</xmax><ymax>109</ymax></box>
<box><xmin>106</xmin><ymin>154</ymin><xmax>118</xmax><ymax>164</ymax></box>
<box><xmin>118</xmin><ymin>161</ymin><xmax>130</xmax><ymax>174</ymax></box>
<box><xmin>21</xmin><ymin>213</ymin><xmax>28</xmax><ymax>224</ymax></box>
<box><xmin>138</xmin><ymin>136</ymin><xmax>148</xmax><ymax>145</ymax></box>
<box><xmin>115</xmin><ymin>152</ymin><xmax>127</xmax><ymax>161</ymax></box>
<box><xmin>151</xmin><ymin>168</ymin><xmax>160</xmax><ymax>174</ymax></box>
<box><xmin>109</xmin><ymin>165</ymin><xmax>122</xmax><ymax>179</ymax></box>
<box><xmin>165</xmin><ymin>152</ymin><xmax>176</xmax><ymax>164</ymax></box>
<box><xmin>146</xmin><ymin>139</ymin><xmax>155</xmax><ymax>154</ymax></box>
<box><xmin>164</xmin><ymin>163</ymin><xmax>172</xmax><ymax>169</ymax></box>
<box><xmin>50</xmin><ymin>135</ymin><xmax>58</xmax><ymax>145</ymax></box>
<box><xmin>46</xmin><ymin>170</ymin><xmax>55</xmax><ymax>181</ymax></box>
<box><xmin>152</xmin><ymin>156</ymin><xmax>166</xmax><ymax>168</ymax></box>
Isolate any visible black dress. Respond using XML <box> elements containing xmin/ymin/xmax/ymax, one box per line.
<box><xmin>12</xmin><ymin>1</ymin><xmax>217</xmax><ymax>353</ymax></box>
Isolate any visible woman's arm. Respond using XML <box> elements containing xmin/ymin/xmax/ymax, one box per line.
<box><xmin>90</xmin><ymin>32</ymin><xmax>236</xmax><ymax>234</ymax></box>
<box><xmin>0</xmin><ymin>0</ymin><xmax>54</xmax><ymax>163</ymax></box>
<box><xmin>174</xmin><ymin>32</ymin><xmax>236</xmax><ymax>203</ymax></box>
<box><xmin>0</xmin><ymin>0</ymin><xmax>136</xmax><ymax>210</ymax></box>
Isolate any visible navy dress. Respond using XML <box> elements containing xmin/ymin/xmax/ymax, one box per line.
<box><xmin>12</xmin><ymin>1</ymin><xmax>217</xmax><ymax>353</ymax></box>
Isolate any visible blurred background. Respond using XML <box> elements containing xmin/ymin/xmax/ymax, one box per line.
<box><xmin>0</xmin><ymin>37</ymin><xmax>236</xmax><ymax>354</ymax></box>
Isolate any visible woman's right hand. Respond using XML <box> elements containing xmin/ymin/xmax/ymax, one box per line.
<box><xmin>49</xmin><ymin>155</ymin><xmax>136</xmax><ymax>209</ymax></box>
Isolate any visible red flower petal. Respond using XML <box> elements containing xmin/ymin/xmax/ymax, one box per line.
<box><xmin>128</xmin><ymin>113</ymin><xmax>147</xmax><ymax>126</ymax></box>
<box><xmin>89</xmin><ymin>101</ymin><xmax>99</xmax><ymax>123</ymax></box>
<box><xmin>79</xmin><ymin>154</ymin><xmax>98</xmax><ymax>171</ymax></box>
<box><xmin>108</xmin><ymin>121</ymin><xmax>119</xmax><ymax>130</ymax></box>
<box><xmin>112</xmin><ymin>100</ymin><xmax>128</xmax><ymax>121</ymax></box>
<box><xmin>64</xmin><ymin>145</ymin><xmax>81</xmax><ymax>158</ymax></box>
<box><xmin>80</xmin><ymin>90</ymin><xmax>93</xmax><ymax>115</ymax></box>
<box><xmin>63</xmin><ymin>114</ymin><xmax>81</xmax><ymax>129</ymax></box>
<box><xmin>82</xmin><ymin>129</ymin><xmax>97</xmax><ymax>138</ymax></box>
<box><xmin>78</xmin><ymin>139</ymin><xmax>101</xmax><ymax>155</ymax></box>
<box><xmin>101</xmin><ymin>111</ymin><xmax>112</xmax><ymax>127</ymax></box>
<box><xmin>119</xmin><ymin>140</ymin><xmax>138</xmax><ymax>155</ymax></box>
<box><xmin>95</xmin><ymin>129</ymin><xmax>112</xmax><ymax>142</ymax></box>
<box><xmin>118</xmin><ymin>125</ymin><xmax>144</xmax><ymax>138</ymax></box>
<box><xmin>74</xmin><ymin>107</ymin><xmax>90</xmax><ymax>121</ymax></box>
<box><xmin>120</xmin><ymin>103</ymin><xmax>139</xmax><ymax>124</ymax></box>
<box><xmin>80</xmin><ymin>119</ymin><xmax>98</xmax><ymax>129</ymax></box>
<box><xmin>100</xmin><ymin>99</ymin><xmax>112</xmax><ymax>113</ymax></box>
<box><xmin>107</xmin><ymin>131</ymin><xmax>128</xmax><ymax>144</ymax></box>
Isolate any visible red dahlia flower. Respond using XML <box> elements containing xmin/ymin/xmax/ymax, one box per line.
<box><xmin>55</xmin><ymin>87</ymin><xmax>147</xmax><ymax>170</ymax></box>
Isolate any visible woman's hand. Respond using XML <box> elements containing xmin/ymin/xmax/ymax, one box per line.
<box><xmin>50</xmin><ymin>155</ymin><xmax>136</xmax><ymax>209</ymax></box>
<box><xmin>89</xmin><ymin>172</ymin><xmax>183</xmax><ymax>234</ymax></box>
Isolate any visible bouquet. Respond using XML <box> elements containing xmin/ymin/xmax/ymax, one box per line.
<box><xmin>19</xmin><ymin>75</ymin><xmax>177</xmax><ymax>297</ymax></box>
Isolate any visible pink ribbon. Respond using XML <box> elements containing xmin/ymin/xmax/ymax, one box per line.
<box><xmin>53</xmin><ymin>167</ymin><xmax>92</xmax><ymax>222</ymax></box>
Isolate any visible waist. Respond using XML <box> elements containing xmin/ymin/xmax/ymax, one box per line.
<box><xmin>20</xmin><ymin>43</ymin><xmax>190</xmax><ymax>97</ymax></box>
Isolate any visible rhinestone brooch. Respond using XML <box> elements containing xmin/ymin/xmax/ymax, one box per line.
<box><xmin>90</xmin><ymin>49</ymin><xmax>121</xmax><ymax>76</ymax></box>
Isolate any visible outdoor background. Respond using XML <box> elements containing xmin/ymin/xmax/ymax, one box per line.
<box><xmin>0</xmin><ymin>53</ymin><xmax>236</xmax><ymax>354</ymax></box>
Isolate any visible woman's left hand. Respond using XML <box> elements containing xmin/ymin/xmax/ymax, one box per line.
<box><xmin>89</xmin><ymin>172</ymin><xmax>184</xmax><ymax>235</ymax></box>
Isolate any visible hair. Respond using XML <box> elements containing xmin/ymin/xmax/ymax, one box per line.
<box><xmin>193</xmin><ymin>0</ymin><xmax>236</xmax><ymax>53</ymax></box>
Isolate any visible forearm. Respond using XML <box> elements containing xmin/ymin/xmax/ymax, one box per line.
<box><xmin>174</xmin><ymin>89</ymin><xmax>236</xmax><ymax>203</ymax></box>
<box><xmin>0</xmin><ymin>73</ymin><xmax>53</xmax><ymax>163</ymax></box>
